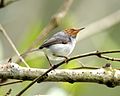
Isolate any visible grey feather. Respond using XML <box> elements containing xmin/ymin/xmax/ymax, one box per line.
<box><xmin>39</xmin><ymin>31</ymin><xmax>71</xmax><ymax>49</ymax></box>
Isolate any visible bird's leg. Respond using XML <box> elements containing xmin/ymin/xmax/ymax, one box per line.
<box><xmin>44</xmin><ymin>53</ymin><xmax>53</xmax><ymax>67</ymax></box>
<box><xmin>53</xmin><ymin>54</ymin><xmax>68</xmax><ymax>64</ymax></box>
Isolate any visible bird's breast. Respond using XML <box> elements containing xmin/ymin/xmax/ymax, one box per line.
<box><xmin>49</xmin><ymin>38</ymin><xmax>76</xmax><ymax>56</ymax></box>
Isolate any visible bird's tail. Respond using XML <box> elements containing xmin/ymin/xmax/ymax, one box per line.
<box><xmin>20</xmin><ymin>48</ymin><xmax>40</xmax><ymax>57</ymax></box>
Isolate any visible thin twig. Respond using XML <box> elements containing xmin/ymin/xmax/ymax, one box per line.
<box><xmin>4</xmin><ymin>89</ymin><xmax>12</xmax><ymax>96</ymax></box>
<box><xmin>0</xmin><ymin>0</ymin><xmax>4</xmax><ymax>8</ymax></box>
<box><xmin>69</xmin><ymin>50</ymin><xmax>120</xmax><ymax>61</ymax></box>
<box><xmin>97</xmin><ymin>54</ymin><xmax>120</xmax><ymax>62</ymax></box>
<box><xmin>0</xmin><ymin>80</ymin><xmax>23</xmax><ymax>86</ymax></box>
<box><xmin>16</xmin><ymin>50</ymin><xmax>120</xmax><ymax>96</ymax></box>
<box><xmin>0</xmin><ymin>0</ymin><xmax>20</xmax><ymax>8</ymax></box>
<box><xmin>0</xmin><ymin>24</ymin><xmax>30</xmax><ymax>68</ymax></box>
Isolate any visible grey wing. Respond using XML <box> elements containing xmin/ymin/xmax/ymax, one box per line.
<box><xmin>39</xmin><ymin>32</ymin><xmax>71</xmax><ymax>49</ymax></box>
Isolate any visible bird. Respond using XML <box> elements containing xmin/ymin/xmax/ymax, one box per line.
<box><xmin>39</xmin><ymin>27</ymin><xmax>85</xmax><ymax>64</ymax></box>
<box><xmin>21</xmin><ymin>28</ymin><xmax>85</xmax><ymax>65</ymax></box>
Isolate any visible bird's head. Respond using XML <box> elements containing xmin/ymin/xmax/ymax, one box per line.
<box><xmin>64</xmin><ymin>27</ymin><xmax>85</xmax><ymax>38</ymax></box>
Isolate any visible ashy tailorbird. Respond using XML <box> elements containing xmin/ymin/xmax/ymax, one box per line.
<box><xmin>22</xmin><ymin>28</ymin><xmax>85</xmax><ymax>65</ymax></box>
<box><xmin>39</xmin><ymin>28</ymin><xmax>85</xmax><ymax>62</ymax></box>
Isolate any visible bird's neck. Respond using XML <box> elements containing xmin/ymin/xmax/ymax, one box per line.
<box><xmin>70</xmin><ymin>36</ymin><xmax>76</xmax><ymax>44</ymax></box>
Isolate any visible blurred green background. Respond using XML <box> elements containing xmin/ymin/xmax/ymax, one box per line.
<box><xmin>0</xmin><ymin>0</ymin><xmax>120</xmax><ymax>96</ymax></box>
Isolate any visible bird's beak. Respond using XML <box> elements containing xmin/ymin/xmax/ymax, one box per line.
<box><xmin>78</xmin><ymin>27</ymin><xmax>85</xmax><ymax>32</ymax></box>
<box><xmin>75</xmin><ymin>27</ymin><xmax>85</xmax><ymax>34</ymax></box>
<box><xmin>65</xmin><ymin>27</ymin><xmax>85</xmax><ymax>37</ymax></box>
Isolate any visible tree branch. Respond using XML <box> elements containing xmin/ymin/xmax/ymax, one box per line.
<box><xmin>0</xmin><ymin>62</ymin><xmax>120</xmax><ymax>88</ymax></box>
<box><xmin>0</xmin><ymin>50</ymin><xmax>119</xmax><ymax>95</ymax></box>
<box><xmin>16</xmin><ymin>50</ymin><xmax>120</xmax><ymax>96</ymax></box>
<box><xmin>97</xmin><ymin>54</ymin><xmax>120</xmax><ymax>62</ymax></box>
<box><xmin>69</xmin><ymin>50</ymin><xmax>120</xmax><ymax>61</ymax></box>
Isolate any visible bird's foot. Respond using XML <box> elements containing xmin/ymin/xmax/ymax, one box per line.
<box><xmin>61</xmin><ymin>56</ymin><xmax>68</xmax><ymax>64</ymax></box>
<box><xmin>53</xmin><ymin>54</ymin><xmax>69</xmax><ymax>64</ymax></box>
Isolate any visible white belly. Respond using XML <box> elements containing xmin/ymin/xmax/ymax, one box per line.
<box><xmin>50</xmin><ymin>38</ymin><xmax>76</xmax><ymax>56</ymax></box>
<box><xmin>43</xmin><ymin>38</ymin><xmax>76</xmax><ymax>60</ymax></box>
